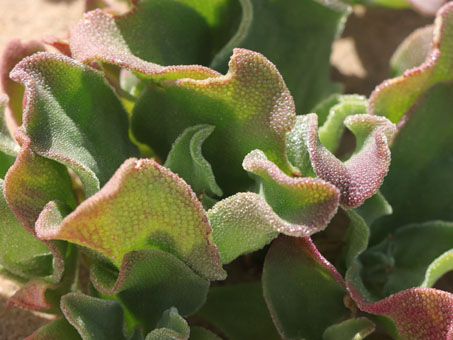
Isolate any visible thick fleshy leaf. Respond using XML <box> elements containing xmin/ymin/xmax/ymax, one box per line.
<box><xmin>422</xmin><ymin>249</ymin><xmax>453</xmax><ymax>288</ymax></box>
<box><xmin>25</xmin><ymin>318</ymin><xmax>82</xmax><ymax>340</ymax></box>
<box><xmin>0</xmin><ymin>94</ymin><xmax>17</xmax><ymax>178</ymax></box>
<box><xmin>292</xmin><ymin>113</ymin><xmax>395</xmax><ymax>208</ymax></box>
<box><xmin>70</xmin><ymin>0</ymin><xmax>238</xmax><ymax>69</ymax></box>
<box><xmin>262</xmin><ymin>235</ymin><xmax>348</xmax><ymax>340</ymax></box>
<box><xmin>90</xmin><ymin>248</ymin><xmax>209</xmax><ymax>332</ymax></box>
<box><xmin>61</xmin><ymin>293</ymin><xmax>128</xmax><ymax>340</ymax></box>
<box><xmin>37</xmin><ymin>158</ymin><xmax>225</xmax><ymax>280</ymax></box>
<box><xmin>132</xmin><ymin>49</ymin><xmax>297</xmax><ymax>194</ymax></box>
<box><xmin>243</xmin><ymin>149</ymin><xmax>340</xmax><ymax>227</ymax></box>
<box><xmin>369</xmin><ymin>2</ymin><xmax>453</xmax><ymax>123</ymax></box>
<box><xmin>0</xmin><ymin>180</ymin><xmax>52</xmax><ymax>279</ymax></box>
<box><xmin>164</xmin><ymin>125</ymin><xmax>222</xmax><ymax>197</ymax></box>
<box><xmin>372</xmin><ymin>81</ymin><xmax>453</xmax><ymax>242</ymax></box>
<box><xmin>0</xmin><ymin>39</ymin><xmax>45</xmax><ymax>125</ymax></box>
<box><xmin>390</xmin><ymin>25</ymin><xmax>434</xmax><ymax>77</ymax></box>
<box><xmin>145</xmin><ymin>308</ymin><xmax>189</xmax><ymax>340</ymax></box>
<box><xmin>210</xmin><ymin>0</ymin><xmax>350</xmax><ymax>114</ymax></box>
<box><xmin>354</xmin><ymin>192</ymin><xmax>392</xmax><ymax>227</ymax></box>
<box><xmin>196</xmin><ymin>282</ymin><xmax>281</xmax><ymax>340</ymax></box>
<box><xmin>360</xmin><ymin>221</ymin><xmax>453</xmax><ymax>298</ymax></box>
<box><xmin>10</xmin><ymin>52</ymin><xmax>139</xmax><ymax>197</ymax></box>
<box><xmin>347</xmin><ymin>277</ymin><xmax>453</xmax><ymax>340</ymax></box>
<box><xmin>323</xmin><ymin>318</ymin><xmax>375</xmax><ymax>340</ymax></box>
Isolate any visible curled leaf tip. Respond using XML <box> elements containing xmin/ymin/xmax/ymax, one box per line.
<box><xmin>303</xmin><ymin>113</ymin><xmax>395</xmax><ymax>208</ymax></box>
<box><xmin>37</xmin><ymin>158</ymin><xmax>225</xmax><ymax>281</ymax></box>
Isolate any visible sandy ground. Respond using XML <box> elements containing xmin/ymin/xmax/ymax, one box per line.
<box><xmin>0</xmin><ymin>0</ymin><xmax>434</xmax><ymax>338</ymax></box>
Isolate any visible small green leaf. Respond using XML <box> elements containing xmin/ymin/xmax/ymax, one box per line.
<box><xmin>90</xmin><ymin>248</ymin><xmax>209</xmax><ymax>332</ymax></box>
<box><xmin>61</xmin><ymin>293</ymin><xmax>128</xmax><ymax>340</ymax></box>
<box><xmin>421</xmin><ymin>249</ymin><xmax>453</xmax><ymax>288</ymax></box>
<box><xmin>145</xmin><ymin>308</ymin><xmax>189</xmax><ymax>340</ymax></box>
<box><xmin>354</xmin><ymin>192</ymin><xmax>392</xmax><ymax>227</ymax></box>
<box><xmin>37</xmin><ymin>158</ymin><xmax>225</xmax><ymax>280</ymax></box>
<box><xmin>263</xmin><ymin>236</ymin><xmax>348</xmax><ymax>340</ymax></box>
<box><xmin>210</xmin><ymin>0</ymin><xmax>350</xmax><ymax>114</ymax></box>
<box><xmin>196</xmin><ymin>282</ymin><xmax>280</xmax><ymax>340</ymax></box>
<box><xmin>165</xmin><ymin>125</ymin><xmax>222</xmax><ymax>197</ymax></box>
<box><xmin>323</xmin><ymin>318</ymin><xmax>375</xmax><ymax>340</ymax></box>
<box><xmin>10</xmin><ymin>52</ymin><xmax>139</xmax><ymax>196</ymax></box>
<box><xmin>0</xmin><ymin>94</ymin><xmax>19</xmax><ymax>157</ymax></box>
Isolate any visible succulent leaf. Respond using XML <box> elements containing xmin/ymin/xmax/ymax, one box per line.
<box><xmin>189</xmin><ymin>327</ymin><xmax>222</xmax><ymax>340</ymax></box>
<box><xmin>70</xmin><ymin>0</ymin><xmax>237</xmax><ymax>71</ymax></box>
<box><xmin>145</xmin><ymin>308</ymin><xmax>189</xmax><ymax>340</ymax></box>
<box><xmin>290</xmin><ymin>113</ymin><xmax>395</xmax><ymax>208</ymax></box>
<box><xmin>262</xmin><ymin>235</ymin><xmax>348</xmax><ymax>340</ymax></box>
<box><xmin>210</xmin><ymin>0</ymin><xmax>350</xmax><ymax>114</ymax></box>
<box><xmin>10</xmin><ymin>52</ymin><xmax>139</xmax><ymax>196</ymax></box>
<box><xmin>25</xmin><ymin>318</ymin><xmax>82</xmax><ymax>340</ymax></box>
<box><xmin>90</xmin><ymin>249</ymin><xmax>209</xmax><ymax>331</ymax></box>
<box><xmin>37</xmin><ymin>158</ymin><xmax>225</xmax><ymax>281</ymax></box>
<box><xmin>132</xmin><ymin>49</ymin><xmax>297</xmax><ymax>194</ymax></box>
<box><xmin>164</xmin><ymin>125</ymin><xmax>222</xmax><ymax>198</ymax></box>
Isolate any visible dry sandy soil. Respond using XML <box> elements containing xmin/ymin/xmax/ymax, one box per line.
<box><xmin>0</xmin><ymin>0</ymin><xmax>434</xmax><ymax>339</ymax></box>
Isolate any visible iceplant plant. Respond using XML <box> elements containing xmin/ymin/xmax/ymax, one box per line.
<box><xmin>0</xmin><ymin>0</ymin><xmax>452</xmax><ymax>339</ymax></box>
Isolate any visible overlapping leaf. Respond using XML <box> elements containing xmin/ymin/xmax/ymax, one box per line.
<box><xmin>370</xmin><ymin>2</ymin><xmax>453</xmax><ymax>242</ymax></box>
<box><xmin>70</xmin><ymin>0</ymin><xmax>238</xmax><ymax>72</ymax></box>
<box><xmin>37</xmin><ymin>158</ymin><xmax>225</xmax><ymax>281</ymax></box>
<box><xmin>90</xmin><ymin>249</ymin><xmax>209</xmax><ymax>331</ymax></box>
<box><xmin>288</xmin><ymin>113</ymin><xmax>395</xmax><ymax>208</ymax></box>
<box><xmin>0</xmin><ymin>94</ymin><xmax>17</xmax><ymax>177</ymax></box>
<box><xmin>210</xmin><ymin>0</ymin><xmax>350</xmax><ymax>114</ymax></box>
<box><xmin>132</xmin><ymin>49</ymin><xmax>297</xmax><ymax>194</ymax></box>
<box><xmin>262</xmin><ymin>236</ymin><xmax>348</xmax><ymax>340</ymax></box>
<box><xmin>323</xmin><ymin>318</ymin><xmax>375</xmax><ymax>340</ymax></box>
<box><xmin>0</xmin><ymin>39</ymin><xmax>45</xmax><ymax>125</ymax></box>
<box><xmin>10</xmin><ymin>52</ymin><xmax>139</xmax><ymax>197</ymax></box>
<box><xmin>145</xmin><ymin>308</ymin><xmax>189</xmax><ymax>340</ymax></box>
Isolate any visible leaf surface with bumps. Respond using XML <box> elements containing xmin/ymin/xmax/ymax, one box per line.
<box><xmin>10</xmin><ymin>52</ymin><xmax>139</xmax><ymax>197</ymax></box>
<box><xmin>132</xmin><ymin>49</ymin><xmax>297</xmax><ymax>194</ymax></box>
<box><xmin>37</xmin><ymin>158</ymin><xmax>225</xmax><ymax>281</ymax></box>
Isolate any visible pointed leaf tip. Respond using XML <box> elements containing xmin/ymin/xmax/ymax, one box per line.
<box><xmin>37</xmin><ymin>158</ymin><xmax>225</xmax><ymax>281</ymax></box>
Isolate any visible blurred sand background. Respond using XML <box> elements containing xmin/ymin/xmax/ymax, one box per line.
<box><xmin>0</xmin><ymin>1</ymin><xmax>432</xmax><ymax>338</ymax></box>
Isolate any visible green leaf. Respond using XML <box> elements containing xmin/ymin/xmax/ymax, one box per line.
<box><xmin>61</xmin><ymin>293</ymin><xmax>128</xmax><ymax>340</ymax></box>
<box><xmin>10</xmin><ymin>52</ymin><xmax>139</xmax><ymax>197</ymax></box>
<box><xmin>288</xmin><ymin>114</ymin><xmax>395</xmax><ymax>208</ymax></box>
<box><xmin>37</xmin><ymin>158</ymin><xmax>225</xmax><ymax>280</ymax></box>
<box><xmin>90</xmin><ymin>248</ymin><xmax>209</xmax><ymax>332</ymax></box>
<box><xmin>70</xmin><ymin>0</ymin><xmax>238</xmax><ymax>68</ymax></box>
<box><xmin>132</xmin><ymin>49</ymin><xmax>297</xmax><ymax>194</ymax></box>
<box><xmin>421</xmin><ymin>249</ymin><xmax>453</xmax><ymax>288</ymax></box>
<box><xmin>196</xmin><ymin>282</ymin><xmax>280</xmax><ymax>340</ymax></box>
<box><xmin>0</xmin><ymin>39</ymin><xmax>45</xmax><ymax>125</ymax></box>
<box><xmin>0</xmin><ymin>179</ymin><xmax>52</xmax><ymax>279</ymax></box>
<box><xmin>390</xmin><ymin>25</ymin><xmax>434</xmax><ymax>77</ymax></box>
<box><xmin>354</xmin><ymin>192</ymin><xmax>392</xmax><ymax>227</ymax></box>
<box><xmin>360</xmin><ymin>221</ymin><xmax>453</xmax><ymax>298</ymax></box>
<box><xmin>323</xmin><ymin>318</ymin><xmax>375</xmax><ymax>340</ymax></box>
<box><xmin>25</xmin><ymin>318</ymin><xmax>82</xmax><ymax>340</ymax></box>
<box><xmin>145</xmin><ymin>308</ymin><xmax>189</xmax><ymax>340</ymax></box>
<box><xmin>210</xmin><ymin>0</ymin><xmax>350</xmax><ymax>114</ymax></box>
<box><xmin>262</xmin><ymin>236</ymin><xmax>348</xmax><ymax>340</ymax></box>
<box><xmin>0</xmin><ymin>94</ymin><xmax>18</xmax><ymax>178</ymax></box>
<box><xmin>164</xmin><ymin>125</ymin><xmax>222</xmax><ymax>197</ymax></box>
<box><xmin>369</xmin><ymin>3</ymin><xmax>453</xmax><ymax>123</ymax></box>
<box><xmin>372</xmin><ymin>82</ymin><xmax>453</xmax><ymax>242</ymax></box>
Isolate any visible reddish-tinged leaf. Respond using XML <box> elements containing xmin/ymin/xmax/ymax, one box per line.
<box><xmin>297</xmin><ymin>113</ymin><xmax>395</xmax><ymax>208</ymax></box>
<box><xmin>7</xmin><ymin>279</ymin><xmax>54</xmax><ymax>311</ymax></box>
<box><xmin>132</xmin><ymin>49</ymin><xmax>297</xmax><ymax>194</ymax></box>
<box><xmin>37</xmin><ymin>158</ymin><xmax>225</xmax><ymax>281</ymax></box>
<box><xmin>70</xmin><ymin>0</ymin><xmax>235</xmax><ymax>76</ymax></box>
<box><xmin>369</xmin><ymin>2</ymin><xmax>453</xmax><ymax>123</ymax></box>
<box><xmin>10</xmin><ymin>52</ymin><xmax>139</xmax><ymax>196</ymax></box>
<box><xmin>410</xmin><ymin>0</ymin><xmax>447</xmax><ymax>15</ymax></box>
<box><xmin>347</xmin><ymin>283</ymin><xmax>453</xmax><ymax>340</ymax></box>
<box><xmin>42</xmin><ymin>36</ymin><xmax>71</xmax><ymax>57</ymax></box>
<box><xmin>0</xmin><ymin>39</ymin><xmax>45</xmax><ymax>125</ymax></box>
